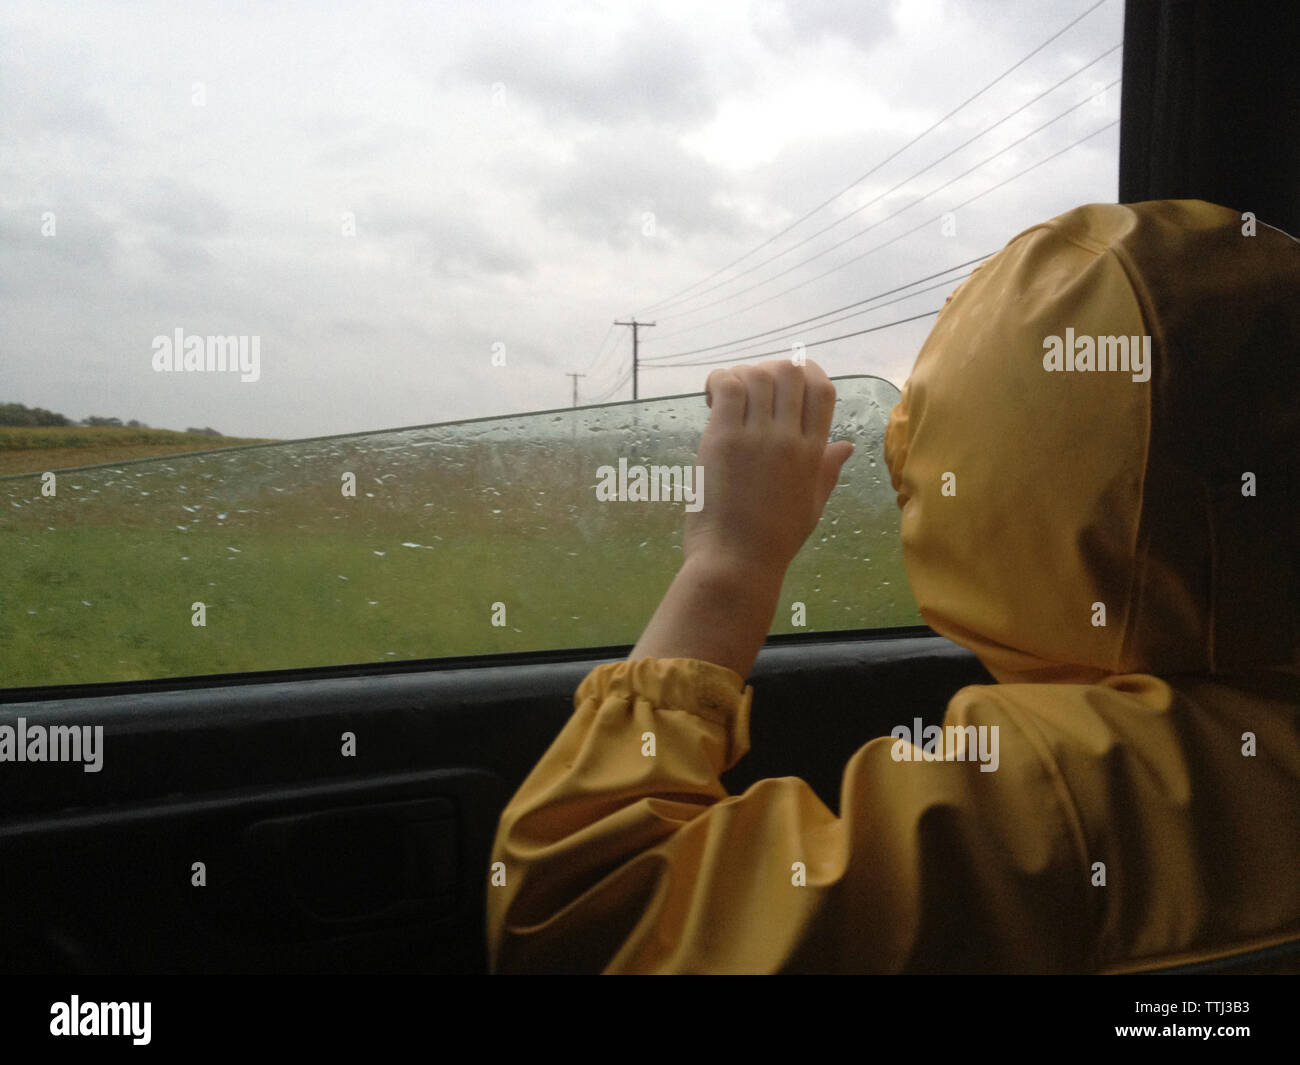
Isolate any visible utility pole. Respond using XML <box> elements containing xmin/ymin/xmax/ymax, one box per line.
<box><xmin>614</xmin><ymin>319</ymin><xmax>655</xmax><ymax>401</ymax></box>
<box><xmin>565</xmin><ymin>372</ymin><xmax>586</xmax><ymax>407</ymax></box>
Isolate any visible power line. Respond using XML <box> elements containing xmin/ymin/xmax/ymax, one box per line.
<box><xmin>653</xmin><ymin>77</ymin><xmax>1120</xmax><ymax>329</ymax></box>
<box><xmin>581</xmin><ymin>321</ymin><xmax>618</xmax><ymax>375</ymax></box>
<box><xmin>578</xmin><ymin>329</ymin><xmax>629</xmax><ymax>398</ymax></box>
<box><xmin>613</xmin><ymin>319</ymin><xmax>655</xmax><ymax>400</ymax></box>
<box><xmin>637</xmin><ymin>118</ymin><xmax>1118</xmax><ymax>379</ymax></box>
<box><xmin>588</xmin><ymin>362</ymin><xmax>633</xmax><ymax>403</ymax></box>
<box><xmin>634</xmin><ymin>0</ymin><xmax>1113</xmax><ymax>316</ymax></box>
<box><xmin>648</xmin><ymin>115</ymin><xmax>1120</xmax><ymax>345</ymax></box>
<box><xmin>646</xmin><ymin>272</ymin><xmax>976</xmax><ymax>368</ymax></box>
<box><xmin>590</xmin><ymin>328</ymin><xmax>628</xmax><ymax>380</ymax></box>
<box><xmin>640</xmin><ymin>309</ymin><xmax>947</xmax><ymax>370</ymax></box>
<box><xmin>641</xmin><ymin>42</ymin><xmax>1121</xmax><ymax>321</ymax></box>
<box><xmin>641</xmin><ymin>254</ymin><xmax>992</xmax><ymax>363</ymax></box>
<box><xmin>586</xmin><ymin>333</ymin><xmax>636</xmax><ymax>402</ymax></box>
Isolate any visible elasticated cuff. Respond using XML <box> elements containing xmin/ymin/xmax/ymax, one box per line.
<box><xmin>576</xmin><ymin>657</ymin><xmax>754</xmax><ymax>765</ymax></box>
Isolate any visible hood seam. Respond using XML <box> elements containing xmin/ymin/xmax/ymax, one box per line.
<box><xmin>1102</xmin><ymin>238</ymin><xmax>1158</xmax><ymax>676</ymax></box>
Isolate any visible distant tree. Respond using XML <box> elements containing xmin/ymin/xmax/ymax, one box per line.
<box><xmin>85</xmin><ymin>416</ymin><xmax>124</xmax><ymax>427</ymax></box>
<box><xmin>0</xmin><ymin>402</ymin><xmax>70</xmax><ymax>426</ymax></box>
<box><xmin>185</xmin><ymin>426</ymin><xmax>221</xmax><ymax>436</ymax></box>
<box><xmin>126</xmin><ymin>419</ymin><xmax>148</xmax><ymax>428</ymax></box>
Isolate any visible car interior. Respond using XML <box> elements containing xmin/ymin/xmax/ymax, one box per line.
<box><xmin>2</xmin><ymin>0</ymin><xmax>1297</xmax><ymax>977</ymax></box>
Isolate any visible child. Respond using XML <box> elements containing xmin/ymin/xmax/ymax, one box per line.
<box><xmin>487</xmin><ymin>200</ymin><xmax>1300</xmax><ymax>973</ymax></box>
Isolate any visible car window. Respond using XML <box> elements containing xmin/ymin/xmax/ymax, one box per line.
<box><xmin>2</xmin><ymin>0</ymin><xmax>1124</xmax><ymax>688</ymax></box>
<box><xmin>0</xmin><ymin>374</ymin><xmax>916</xmax><ymax>688</ymax></box>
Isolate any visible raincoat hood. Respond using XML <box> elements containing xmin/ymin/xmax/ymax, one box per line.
<box><xmin>884</xmin><ymin>200</ymin><xmax>1300</xmax><ymax>684</ymax></box>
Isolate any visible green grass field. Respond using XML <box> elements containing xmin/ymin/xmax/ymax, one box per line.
<box><xmin>0</xmin><ymin>392</ymin><xmax>919</xmax><ymax>688</ymax></box>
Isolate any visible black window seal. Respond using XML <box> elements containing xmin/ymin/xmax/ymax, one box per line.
<box><xmin>0</xmin><ymin>624</ymin><xmax>939</xmax><ymax>702</ymax></box>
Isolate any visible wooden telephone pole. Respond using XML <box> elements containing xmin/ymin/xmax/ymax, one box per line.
<box><xmin>614</xmin><ymin>319</ymin><xmax>655</xmax><ymax>401</ymax></box>
<box><xmin>564</xmin><ymin>372</ymin><xmax>586</xmax><ymax>407</ymax></box>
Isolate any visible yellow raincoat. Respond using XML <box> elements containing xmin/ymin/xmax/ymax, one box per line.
<box><xmin>486</xmin><ymin>200</ymin><xmax>1300</xmax><ymax>973</ymax></box>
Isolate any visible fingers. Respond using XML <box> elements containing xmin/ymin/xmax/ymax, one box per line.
<box><xmin>799</xmin><ymin>360</ymin><xmax>838</xmax><ymax>442</ymax></box>
<box><xmin>731</xmin><ymin>365</ymin><xmax>775</xmax><ymax>427</ymax></box>
<box><xmin>707</xmin><ymin>359</ymin><xmax>837</xmax><ymax>437</ymax></box>
<box><xmin>818</xmin><ymin>439</ymin><xmax>855</xmax><ymax>509</ymax></box>
<box><xmin>704</xmin><ymin>368</ymin><xmax>746</xmax><ymax>428</ymax></box>
<box><xmin>769</xmin><ymin>360</ymin><xmax>806</xmax><ymax>427</ymax></box>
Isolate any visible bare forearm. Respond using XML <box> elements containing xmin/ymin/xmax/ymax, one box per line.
<box><xmin>630</xmin><ymin>361</ymin><xmax>850</xmax><ymax>681</ymax></box>
<box><xmin>630</xmin><ymin>553</ymin><xmax>784</xmax><ymax>680</ymax></box>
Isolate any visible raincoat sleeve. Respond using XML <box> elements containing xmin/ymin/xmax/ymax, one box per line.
<box><xmin>484</xmin><ymin>656</ymin><xmax>1097</xmax><ymax>973</ymax></box>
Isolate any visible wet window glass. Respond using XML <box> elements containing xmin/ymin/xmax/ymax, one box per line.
<box><xmin>0</xmin><ymin>375</ymin><xmax>917</xmax><ymax>688</ymax></box>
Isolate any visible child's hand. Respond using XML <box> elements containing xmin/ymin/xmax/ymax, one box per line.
<box><xmin>685</xmin><ymin>359</ymin><xmax>854</xmax><ymax>585</ymax></box>
<box><xmin>629</xmin><ymin>360</ymin><xmax>851</xmax><ymax>678</ymax></box>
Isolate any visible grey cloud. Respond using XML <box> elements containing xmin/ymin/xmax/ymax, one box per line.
<box><xmin>361</xmin><ymin>199</ymin><xmax>533</xmax><ymax>279</ymax></box>
<box><xmin>144</xmin><ymin>235</ymin><xmax>216</xmax><ymax>272</ymax></box>
<box><xmin>445</xmin><ymin>8</ymin><xmax>718</xmax><ymax>126</ymax></box>
<box><xmin>753</xmin><ymin>0</ymin><xmax>897</xmax><ymax>53</ymax></box>
<box><xmin>531</xmin><ymin>128</ymin><xmax>752</xmax><ymax>249</ymax></box>
<box><xmin>0</xmin><ymin>27</ymin><xmax>120</xmax><ymax>144</ymax></box>
<box><xmin>123</xmin><ymin>177</ymin><xmax>231</xmax><ymax>238</ymax></box>
<box><xmin>306</xmin><ymin>115</ymin><xmax>412</xmax><ymax>168</ymax></box>
<box><xmin>0</xmin><ymin>202</ymin><xmax>121</xmax><ymax>295</ymax></box>
<box><xmin>331</xmin><ymin>318</ymin><xmax>381</xmax><ymax>339</ymax></box>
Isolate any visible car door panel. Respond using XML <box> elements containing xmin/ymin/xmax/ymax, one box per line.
<box><xmin>0</xmin><ymin>628</ymin><xmax>990</xmax><ymax>973</ymax></box>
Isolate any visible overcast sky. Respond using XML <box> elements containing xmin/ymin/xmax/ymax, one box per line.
<box><xmin>2</xmin><ymin>0</ymin><xmax>1123</xmax><ymax>439</ymax></box>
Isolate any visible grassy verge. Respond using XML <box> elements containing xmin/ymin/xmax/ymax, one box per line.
<box><xmin>0</xmin><ymin>405</ymin><xmax>918</xmax><ymax>687</ymax></box>
<box><xmin>0</xmin><ymin>426</ymin><xmax>274</xmax><ymax>477</ymax></box>
<box><xmin>0</xmin><ymin>520</ymin><xmax>914</xmax><ymax>687</ymax></box>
